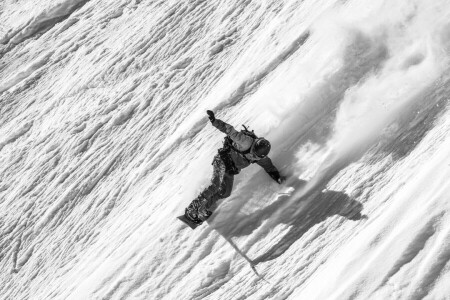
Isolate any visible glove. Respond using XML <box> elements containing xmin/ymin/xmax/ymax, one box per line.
<box><xmin>206</xmin><ymin>110</ymin><xmax>215</xmax><ymax>122</ymax></box>
<box><xmin>277</xmin><ymin>176</ymin><xmax>286</xmax><ymax>184</ymax></box>
<box><xmin>268</xmin><ymin>171</ymin><xmax>285</xmax><ymax>184</ymax></box>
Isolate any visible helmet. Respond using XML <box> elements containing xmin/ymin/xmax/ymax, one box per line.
<box><xmin>252</xmin><ymin>138</ymin><xmax>271</xmax><ymax>158</ymax></box>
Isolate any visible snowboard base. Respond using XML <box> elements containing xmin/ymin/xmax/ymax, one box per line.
<box><xmin>177</xmin><ymin>215</ymin><xmax>202</xmax><ymax>229</ymax></box>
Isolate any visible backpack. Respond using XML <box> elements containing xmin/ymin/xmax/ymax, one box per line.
<box><xmin>218</xmin><ymin>125</ymin><xmax>259</xmax><ymax>174</ymax></box>
<box><xmin>222</xmin><ymin>125</ymin><xmax>258</xmax><ymax>158</ymax></box>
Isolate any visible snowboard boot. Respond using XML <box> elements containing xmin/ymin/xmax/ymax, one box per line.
<box><xmin>197</xmin><ymin>208</ymin><xmax>212</xmax><ymax>221</ymax></box>
<box><xmin>185</xmin><ymin>196</ymin><xmax>212</xmax><ymax>224</ymax></box>
<box><xmin>185</xmin><ymin>207</ymin><xmax>204</xmax><ymax>225</ymax></box>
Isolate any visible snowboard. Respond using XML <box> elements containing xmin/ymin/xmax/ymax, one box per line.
<box><xmin>177</xmin><ymin>215</ymin><xmax>201</xmax><ymax>229</ymax></box>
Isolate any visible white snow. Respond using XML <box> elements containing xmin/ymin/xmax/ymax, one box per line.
<box><xmin>1</xmin><ymin>0</ymin><xmax>450</xmax><ymax>299</ymax></box>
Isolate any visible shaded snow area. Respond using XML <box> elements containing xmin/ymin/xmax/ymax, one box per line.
<box><xmin>2</xmin><ymin>0</ymin><xmax>450</xmax><ymax>299</ymax></box>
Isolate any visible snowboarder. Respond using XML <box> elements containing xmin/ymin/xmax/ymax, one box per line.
<box><xmin>182</xmin><ymin>110</ymin><xmax>284</xmax><ymax>227</ymax></box>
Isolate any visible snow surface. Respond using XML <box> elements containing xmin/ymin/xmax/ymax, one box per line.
<box><xmin>1</xmin><ymin>0</ymin><xmax>450</xmax><ymax>299</ymax></box>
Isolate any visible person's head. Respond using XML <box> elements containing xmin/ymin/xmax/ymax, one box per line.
<box><xmin>251</xmin><ymin>138</ymin><xmax>271</xmax><ymax>159</ymax></box>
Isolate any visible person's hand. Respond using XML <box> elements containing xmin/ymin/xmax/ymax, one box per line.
<box><xmin>268</xmin><ymin>171</ymin><xmax>285</xmax><ymax>184</ymax></box>
<box><xmin>206</xmin><ymin>110</ymin><xmax>215</xmax><ymax>122</ymax></box>
<box><xmin>276</xmin><ymin>176</ymin><xmax>286</xmax><ymax>184</ymax></box>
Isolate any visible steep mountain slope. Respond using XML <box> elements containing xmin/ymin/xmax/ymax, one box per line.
<box><xmin>1</xmin><ymin>0</ymin><xmax>450</xmax><ymax>299</ymax></box>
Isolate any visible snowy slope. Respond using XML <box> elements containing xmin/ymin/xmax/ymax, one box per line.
<box><xmin>1</xmin><ymin>0</ymin><xmax>450</xmax><ymax>299</ymax></box>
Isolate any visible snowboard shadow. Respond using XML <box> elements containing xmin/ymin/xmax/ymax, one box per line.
<box><xmin>211</xmin><ymin>177</ymin><xmax>365</xmax><ymax>265</ymax></box>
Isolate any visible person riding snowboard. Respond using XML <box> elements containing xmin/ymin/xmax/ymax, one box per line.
<box><xmin>184</xmin><ymin>110</ymin><xmax>284</xmax><ymax>225</ymax></box>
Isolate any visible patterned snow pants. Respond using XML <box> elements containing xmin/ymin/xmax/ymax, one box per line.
<box><xmin>185</xmin><ymin>155</ymin><xmax>234</xmax><ymax>222</ymax></box>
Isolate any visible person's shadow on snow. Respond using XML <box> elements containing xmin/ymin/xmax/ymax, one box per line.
<box><xmin>211</xmin><ymin>177</ymin><xmax>366</xmax><ymax>265</ymax></box>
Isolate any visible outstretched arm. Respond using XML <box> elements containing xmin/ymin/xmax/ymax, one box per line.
<box><xmin>257</xmin><ymin>157</ymin><xmax>284</xmax><ymax>184</ymax></box>
<box><xmin>207</xmin><ymin>110</ymin><xmax>253</xmax><ymax>149</ymax></box>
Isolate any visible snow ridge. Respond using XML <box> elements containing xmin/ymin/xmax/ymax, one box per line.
<box><xmin>0</xmin><ymin>0</ymin><xmax>90</xmax><ymax>48</ymax></box>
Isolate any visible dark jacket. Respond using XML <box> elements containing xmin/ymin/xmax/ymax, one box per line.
<box><xmin>212</xmin><ymin>119</ymin><xmax>279</xmax><ymax>173</ymax></box>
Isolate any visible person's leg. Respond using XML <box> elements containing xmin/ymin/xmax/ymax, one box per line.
<box><xmin>218</xmin><ymin>173</ymin><xmax>234</xmax><ymax>199</ymax></box>
<box><xmin>185</xmin><ymin>156</ymin><xmax>225</xmax><ymax>223</ymax></box>
<box><xmin>206</xmin><ymin>172</ymin><xmax>234</xmax><ymax>214</ymax></box>
<box><xmin>201</xmin><ymin>156</ymin><xmax>226</xmax><ymax>207</ymax></box>
<box><xmin>185</xmin><ymin>155</ymin><xmax>237</xmax><ymax>223</ymax></box>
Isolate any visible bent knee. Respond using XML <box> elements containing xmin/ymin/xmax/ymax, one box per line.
<box><xmin>219</xmin><ymin>188</ymin><xmax>232</xmax><ymax>199</ymax></box>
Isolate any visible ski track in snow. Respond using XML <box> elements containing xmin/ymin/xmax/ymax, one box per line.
<box><xmin>1</xmin><ymin>0</ymin><xmax>450</xmax><ymax>299</ymax></box>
